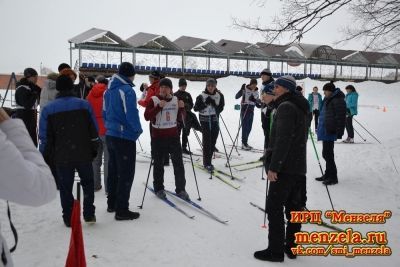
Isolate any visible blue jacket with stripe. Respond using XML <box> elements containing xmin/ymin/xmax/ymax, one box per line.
<box><xmin>103</xmin><ymin>74</ymin><xmax>143</xmax><ymax>141</ymax></box>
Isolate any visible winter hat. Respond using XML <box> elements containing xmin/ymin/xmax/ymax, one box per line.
<box><xmin>23</xmin><ymin>68</ymin><xmax>38</xmax><ymax>78</ymax></box>
<box><xmin>159</xmin><ymin>78</ymin><xmax>173</xmax><ymax>89</ymax></box>
<box><xmin>260</xmin><ymin>68</ymin><xmax>272</xmax><ymax>76</ymax></box>
<box><xmin>56</xmin><ymin>75</ymin><xmax>74</xmax><ymax>91</ymax></box>
<box><xmin>58</xmin><ymin>63</ymin><xmax>71</xmax><ymax>72</ymax></box>
<box><xmin>96</xmin><ymin>75</ymin><xmax>108</xmax><ymax>85</ymax></box>
<box><xmin>178</xmin><ymin>78</ymin><xmax>187</xmax><ymax>87</ymax></box>
<box><xmin>262</xmin><ymin>82</ymin><xmax>275</xmax><ymax>95</ymax></box>
<box><xmin>323</xmin><ymin>81</ymin><xmax>336</xmax><ymax>92</ymax></box>
<box><xmin>60</xmin><ymin>68</ymin><xmax>77</xmax><ymax>80</ymax></box>
<box><xmin>296</xmin><ymin>86</ymin><xmax>303</xmax><ymax>92</ymax></box>
<box><xmin>118</xmin><ymin>62</ymin><xmax>136</xmax><ymax>77</ymax></box>
<box><xmin>275</xmin><ymin>75</ymin><xmax>296</xmax><ymax>92</ymax></box>
<box><xmin>249</xmin><ymin>78</ymin><xmax>257</xmax><ymax>85</ymax></box>
<box><xmin>149</xmin><ymin>70</ymin><xmax>161</xmax><ymax>79</ymax></box>
<box><xmin>206</xmin><ymin>78</ymin><xmax>217</xmax><ymax>86</ymax></box>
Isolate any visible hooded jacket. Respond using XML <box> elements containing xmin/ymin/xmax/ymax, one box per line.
<box><xmin>40</xmin><ymin>73</ymin><xmax>58</xmax><ymax>108</ymax></box>
<box><xmin>267</xmin><ymin>92</ymin><xmax>310</xmax><ymax>175</ymax></box>
<box><xmin>87</xmin><ymin>83</ymin><xmax>107</xmax><ymax>136</ymax></box>
<box><xmin>103</xmin><ymin>74</ymin><xmax>143</xmax><ymax>141</ymax></box>
<box><xmin>345</xmin><ymin>91</ymin><xmax>359</xmax><ymax>116</ymax></box>
<box><xmin>15</xmin><ymin>78</ymin><xmax>41</xmax><ymax>110</ymax></box>
<box><xmin>193</xmin><ymin>89</ymin><xmax>225</xmax><ymax>122</ymax></box>
<box><xmin>307</xmin><ymin>92</ymin><xmax>323</xmax><ymax>112</ymax></box>
<box><xmin>317</xmin><ymin>89</ymin><xmax>347</xmax><ymax>141</ymax></box>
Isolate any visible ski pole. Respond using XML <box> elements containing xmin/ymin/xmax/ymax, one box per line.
<box><xmin>182</xmin><ymin>114</ymin><xmax>202</xmax><ymax>201</ymax></box>
<box><xmin>138</xmin><ymin>158</ymin><xmax>153</xmax><ymax>209</ymax></box>
<box><xmin>138</xmin><ymin>138</ymin><xmax>144</xmax><ymax>151</ymax></box>
<box><xmin>220</xmin><ymin>115</ymin><xmax>240</xmax><ymax>156</ymax></box>
<box><xmin>218</xmin><ymin>115</ymin><xmax>234</xmax><ymax>180</ymax></box>
<box><xmin>353</xmin><ymin>118</ymin><xmax>381</xmax><ymax>144</ymax></box>
<box><xmin>309</xmin><ymin>129</ymin><xmax>335</xmax><ymax>211</ymax></box>
<box><xmin>208</xmin><ymin>115</ymin><xmax>213</xmax><ymax>180</ymax></box>
<box><xmin>353</xmin><ymin>127</ymin><xmax>366</xmax><ymax>142</ymax></box>
<box><xmin>227</xmin><ymin>104</ymin><xmax>250</xmax><ymax>162</ymax></box>
<box><xmin>193</xmin><ymin>128</ymin><xmax>203</xmax><ymax>150</ymax></box>
<box><xmin>262</xmin><ymin>179</ymin><xmax>269</xmax><ymax>228</ymax></box>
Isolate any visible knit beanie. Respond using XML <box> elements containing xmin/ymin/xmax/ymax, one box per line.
<box><xmin>118</xmin><ymin>62</ymin><xmax>136</xmax><ymax>77</ymax></box>
<box><xmin>56</xmin><ymin>75</ymin><xmax>74</xmax><ymax>91</ymax></box>
<box><xmin>159</xmin><ymin>78</ymin><xmax>173</xmax><ymax>89</ymax></box>
<box><xmin>275</xmin><ymin>75</ymin><xmax>296</xmax><ymax>92</ymax></box>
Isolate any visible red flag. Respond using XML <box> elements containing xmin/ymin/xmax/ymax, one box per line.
<box><xmin>65</xmin><ymin>200</ymin><xmax>86</xmax><ymax>267</ymax></box>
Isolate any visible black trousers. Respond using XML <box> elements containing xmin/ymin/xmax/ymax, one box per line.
<box><xmin>322</xmin><ymin>141</ymin><xmax>337</xmax><ymax>180</ymax></box>
<box><xmin>266</xmin><ymin>173</ymin><xmax>305</xmax><ymax>253</ymax></box>
<box><xmin>200</xmin><ymin>119</ymin><xmax>219</xmax><ymax>167</ymax></box>
<box><xmin>312</xmin><ymin>109</ymin><xmax>320</xmax><ymax>131</ymax></box>
<box><xmin>152</xmin><ymin>137</ymin><xmax>186</xmax><ymax>193</ymax></box>
<box><xmin>15</xmin><ymin>109</ymin><xmax>38</xmax><ymax>147</ymax></box>
<box><xmin>106</xmin><ymin>136</ymin><xmax>136</xmax><ymax>212</ymax></box>
<box><xmin>345</xmin><ymin>115</ymin><xmax>354</xmax><ymax>138</ymax></box>
<box><xmin>56</xmin><ymin>162</ymin><xmax>95</xmax><ymax>220</ymax></box>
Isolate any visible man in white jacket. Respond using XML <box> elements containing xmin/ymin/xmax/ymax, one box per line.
<box><xmin>0</xmin><ymin>108</ymin><xmax>57</xmax><ymax>267</ymax></box>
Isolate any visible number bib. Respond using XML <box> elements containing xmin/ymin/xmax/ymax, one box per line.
<box><xmin>151</xmin><ymin>96</ymin><xmax>179</xmax><ymax>129</ymax></box>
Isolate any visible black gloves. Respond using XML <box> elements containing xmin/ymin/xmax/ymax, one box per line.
<box><xmin>249</xmin><ymin>95</ymin><xmax>256</xmax><ymax>102</ymax></box>
<box><xmin>205</xmin><ymin>96</ymin><xmax>216</xmax><ymax>106</ymax></box>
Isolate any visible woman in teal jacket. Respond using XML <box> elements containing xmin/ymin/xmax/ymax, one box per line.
<box><xmin>344</xmin><ymin>85</ymin><xmax>359</xmax><ymax>143</ymax></box>
<box><xmin>307</xmin><ymin>86</ymin><xmax>323</xmax><ymax>131</ymax></box>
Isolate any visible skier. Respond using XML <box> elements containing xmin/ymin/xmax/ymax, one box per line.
<box><xmin>0</xmin><ymin>107</ymin><xmax>56</xmax><ymax>267</ymax></box>
<box><xmin>87</xmin><ymin>76</ymin><xmax>109</xmax><ymax>192</ymax></box>
<box><xmin>103</xmin><ymin>62</ymin><xmax>143</xmax><ymax>220</ymax></box>
<box><xmin>14</xmin><ymin>67</ymin><xmax>41</xmax><ymax>146</ymax></box>
<box><xmin>144</xmin><ymin>78</ymin><xmax>190</xmax><ymax>200</ymax></box>
<box><xmin>235</xmin><ymin>78</ymin><xmax>261</xmax><ymax>150</ymax></box>
<box><xmin>74</xmin><ymin>74</ymin><xmax>95</xmax><ymax>99</ymax></box>
<box><xmin>343</xmin><ymin>85</ymin><xmax>359</xmax><ymax>143</ymax></box>
<box><xmin>39</xmin><ymin>74</ymin><xmax>99</xmax><ymax>227</ymax></box>
<box><xmin>193</xmin><ymin>78</ymin><xmax>225</xmax><ymax>172</ymax></box>
<box><xmin>307</xmin><ymin>86</ymin><xmax>323</xmax><ymax>132</ymax></box>
<box><xmin>254</xmin><ymin>75</ymin><xmax>309</xmax><ymax>262</ymax></box>
<box><xmin>138</xmin><ymin>70</ymin><xmax>170</xmax><ymax>165</ymax></box>
<box><xmin>174</xmin><ymin>78</ymin><xmax>201</xmax><ymax>154</ymax></box>
<box><xmin>315</xmin><ymin>81</ymin><xmax>346</xmax><ymax>185</ymax></box>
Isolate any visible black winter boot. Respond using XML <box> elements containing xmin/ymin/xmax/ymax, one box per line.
<box><xmin>254</xmin><ymin>248</ymin><xmax>284</xmax><ymax>262</ymax></box>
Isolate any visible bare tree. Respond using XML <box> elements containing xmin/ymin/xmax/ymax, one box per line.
<box><xmin>234</xmin><ymin>0</ymin><xmax>400</xmax><ymax>52</ymax></box>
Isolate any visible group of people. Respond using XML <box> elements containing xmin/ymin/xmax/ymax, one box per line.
<box><xmin>1</xmin><ymin>61</ymin><xmax>359</xmax><ymax>264</ymax></box>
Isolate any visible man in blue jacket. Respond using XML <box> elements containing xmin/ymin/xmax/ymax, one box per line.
<box><xmin>103</xmin><ymin>62</ymin><xmax>143</xmax><ymax>220</ymax></box>
<box><xmin>316</xmin><ymin>82</ymin><xmax>346</xmax><ymax>185</ymax></box>
<box><xmin>307</xmin><ymin>86</ymin><xmax>323</xmax><ymax>132</ymax></box>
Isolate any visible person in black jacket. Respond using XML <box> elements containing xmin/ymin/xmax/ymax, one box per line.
<box><xmin>254</xmin><ymin>76</ymin><xmax>309</xmax><ymax>262</ymax></box>
<box><xmin>193</xmin><ymin>78</ymin><xmax>224</xmax><ymax>171</ymax></box>
<box><xmin>315</xmin><ymin>81</ymin><xmax>346</xmax><ymax>185</ymax></box>
<box><xmin>259</xmin><ymin>69</ymin><xmax>275</xmax><ymax>160</ymax></box>
<box><xmin>174</xmin><ymin>78</ymin><xmax>201</xmax><ymax>154</ymax></box>
<box><xmin>74</xmin><ymin>73</ymin><xmax>95</xmax><ymax>99</ymax></box>
<box><xmin>14</xmin><ymin>68</ymin><xmax>41</xmax><ymax>146</ymax></box>
<box><xmin>39</xmin><ymin>75</ymin><xmax>99</xmax><ymax>227</ymax></box>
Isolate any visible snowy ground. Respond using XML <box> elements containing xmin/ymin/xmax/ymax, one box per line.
<box><xmin>1</xmin><ymin>76</ymin><xmax>399</xmax><ymax>266</ymax></box>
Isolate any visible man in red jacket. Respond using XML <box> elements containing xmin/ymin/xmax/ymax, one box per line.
<box><xmin>87</xmin><ymin>76</ymin><xmax>109</xmax><ymax>192</ymax></box>
<box><xmin>144</xmin><ymin>78</ymin><xmax>189</xmax><ymax>200</ymax></box>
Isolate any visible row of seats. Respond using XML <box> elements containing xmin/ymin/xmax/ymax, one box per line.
<box><xmin>80</xmin><ymin>63</ymin><xmax>322</xmax><ymax>79</ymax></box>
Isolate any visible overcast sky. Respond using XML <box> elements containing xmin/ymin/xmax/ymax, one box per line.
<box><xmin>0</xmin><ymin>0</ymin><xmax>359</xmax><ymax>74</ymax></box>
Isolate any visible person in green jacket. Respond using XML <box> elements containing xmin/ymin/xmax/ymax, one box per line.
<box><xmin>307</xmin><ymin>86</ymin><xmax>323</xmax><ymax>132</ymax></box>
<box><xmin>343</xmin><ymin>85</ymin><xmax>359</xmax><ymax>143</ymax></box>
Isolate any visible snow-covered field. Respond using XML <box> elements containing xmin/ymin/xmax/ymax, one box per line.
<box><xmin>1</xmin><ymin>75</ymin><xmax>399</xmax><ymax>266</ymax></box>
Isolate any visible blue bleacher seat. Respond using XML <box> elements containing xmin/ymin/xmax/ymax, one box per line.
<box><xmin>100</xmin><ymin>64</ymin><xmax>105</xmax><ymax>69</ymax></box>
<box><xmin>211</xmin><ymin>70</ymin><xmax>216</xmax><ymax>75</ymax></box>
<box><xmin>161</xmin><ymin>67</ymin><xmax>167</xmax><ymax>72</ymax></box>
<box><xmin>196</xmin><ymin>69</ymin><xmax>201</xmax><ymax>74</ymax></box>
<box><xmin>82</xmin><ymin>63</ymin><xmax>88</xmax><ymax>68</ymax></box>
<box><xmin>166</xmin><ymin>67</ymin><xmax>172</xmax><ymax>72</ymax></box>
<box><xmin>111</xmin><ymin>64</ymin><xmax>117</xmax><ymax>69</ymax></box>
<box><xmin>216</xmin><ymin>70</ymin><xmax>221</xmax><ymax>75</ymax></box>
<box><xmin>186</xmin><ymin>68</ymin><xmax>192</xmax><ymax>73</ymax></box>
<box><xmin>106</xmin><ymin>64</ymin><xmax>112</xmax><ymax>69</ymax></box>
<box><xmin>145</xmin><ymin>66</ymin><xmax>151</xmax><ymax>71</ymax></box>
<box><xmin>172</xmin><ymin>68</ymin><xmax>177</xmax><ymax>73</ymax></box>
<box><xmin>151</xmin><ymin>66</ymin><xmax>156</xmax><ymax>71</ymax></box>
<box><xmin>88</xmin><ymin>63</ymin><xmax>94</xmax><ymax>68</ymax></box>
<box><xmin>156</xmin><ymin>67</ymin><xmax>161</xmax><ymax>71</ymax></box>
<box><xmin>177</xmin><ymin>68</ymin><xmax>182</xmax><ymax>73</ymax></box>
<box><xmin>201</xmin><ymin>70</ymin><xmax>207</xmax><ymax>74</ymax></box>
<box><xmin>94</xmin><ymin>63</ymin><xmax>100</xmax><ymax>69</ymax></box>
<box><xmin>138</xmin><ymin>66</ymin><xmax>144</xmax><ymax>71</ymax></box>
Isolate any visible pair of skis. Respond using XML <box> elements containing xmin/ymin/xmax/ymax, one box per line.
<box><xmin>226</xmin><ymin>144</ymin><xmax>264</xmax><ymax>154</ymax></box>
<box><xmin>146</xmin><ymin>185</ymin><xmax>228</xmax><ymax>224</ymax></box>
<box><xmin>230</xmin><ymin>159</ymin><xmax>263</xmax><ymax>172</ymax></box>
<box><xmin>249</xmin><ymin>202</ymin><xmax>345</xmax><ymax>232</ymax></box>
<box><xmin>194</xmin><ymin>163</ymin><xmax>242</xmax><ymax>190</ymax></box>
